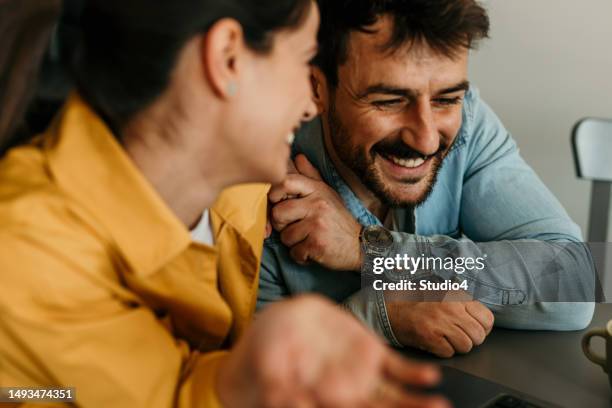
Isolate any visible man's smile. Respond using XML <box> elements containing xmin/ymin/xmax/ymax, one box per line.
<box><xmin>377</xmin><ymin>152</ymin><xmax>433</xmax><ymax>181</ymax></box>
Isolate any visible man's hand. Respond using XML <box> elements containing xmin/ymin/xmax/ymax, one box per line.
<box><xmin>268</xmin><ymin>154</ymin><xmax>362</xmax><ymax>271</ymax></box>
<box><xmin>386</xmin><ymin>292</ymin><xmax>494</xmax><ymax>358</ymax></box>
<box><xmin>217</xmin><ymin>295</ymin><xmax>450</xmax><ymax>408</ymax></box>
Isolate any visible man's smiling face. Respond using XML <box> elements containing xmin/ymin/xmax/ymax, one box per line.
<box><xmin>322</xmin><ymin>15</ymin><xmax>469</xmax><ymax>208</ymax></box>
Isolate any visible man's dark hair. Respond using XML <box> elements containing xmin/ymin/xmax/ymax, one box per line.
<box><xmin>314</xmin><ymin>0</ymin><xmax>490</xmax><ymax>88</ymax></box>
<box><xmin>73</xmin><ymin>0</ymin><xmax>312</xmax><ymax>128</ymax></box>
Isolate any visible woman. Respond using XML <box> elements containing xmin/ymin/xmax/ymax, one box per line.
<box><xmin>0</xmin><ymin>1</ymin><xmax>446</xmax><ymax>407</ymax></box>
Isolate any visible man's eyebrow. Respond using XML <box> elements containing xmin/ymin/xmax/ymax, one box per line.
<box><xmin>435</xmin><ymin>80</ymin><xmax>470</xmax><ymax>95</ymax></box>
<box><xmin>356</xmin><ymin>84</ymin><xmax>417</xmax><ymax>100</ymax></box>
<box><xmin>355</xmin><ymin>80</ymin><xmax>470</xmax><ymax>100</ymax></box>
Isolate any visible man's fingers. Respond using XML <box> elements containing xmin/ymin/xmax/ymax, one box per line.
<box><xmin>270</xmin><ymin>198</ymin><xmax>309</xmax><ymax>231</ymax></box>
<box><xmin>455</xmin><ymin>313</ymin><xmax>487</xmax><ymax>346</ymax></box>
<box><xmin>295</xmin><ymin>154</ymin><xmax>323</xmax><ymax>181</ymax></box>
<box><xmin>287</xmin><ymin>158</ymin><xmax>298</xmax><ymax>174</ymax></box>
<box><xmin>383</xmin><ymin>352</ymin><xmax>441</xmax><ymax>387</ymax></box>
<box><xmin>465</xmin><ymin>301</ymin><xmax>495</xmax><ymax>335</ymax></box>
<box><xmin>426</xmin><ymin>336</ymin><xmax>456</xmax><ymax>358</ymax></box>
<box><xmin>280</xmin><ymin>220</ymin><xmax>310</xmax><ymax>247</ymax></box>
<box><xmin>444</xmin><ymin>325</ymin><xmax>473</xmax><ymax>355</ymax></box>
<box><xmin>268</xmin><ymin>174</ymin><xmax>316</xmax><ymax>203</ymax></box>
<box><xmin>290</xmin><ymin>242</ymin><xmax>312</xmax><ymax>265</ymax></box>
<box><xmin>288</xmin><ymin>227</ymin><xmax>327</xmax><ymax>265</ymax></box>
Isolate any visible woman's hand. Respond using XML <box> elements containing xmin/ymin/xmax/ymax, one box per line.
<box><xmin>217</xmin><ymin>295</ymin><xmax>450</xmax><ymax>408</ymax></box>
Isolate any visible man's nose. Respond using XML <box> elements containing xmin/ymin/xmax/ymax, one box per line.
<box><xmin>400</xmin><ymin>102</ymin><xmax>439</xmax><ymax>156</ymax></box>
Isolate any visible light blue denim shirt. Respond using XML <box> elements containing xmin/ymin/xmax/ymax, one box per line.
<box><xmin>258</xmin><ymin>87</ymin><xmax>595</xmax><ymax>344</ymax></box>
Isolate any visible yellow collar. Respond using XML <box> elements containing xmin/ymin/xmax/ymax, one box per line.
<box><xmin>45</xmin><ymin>94</ymin><xmax>193</xmax><ymax>276</ymax></box>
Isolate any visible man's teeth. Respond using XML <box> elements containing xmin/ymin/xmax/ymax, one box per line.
<box><xmin>287</xmin><ymin>132</ymin><xmax>295</xmax><ymax>145</ymax></box>
<box><xmin>388</xmin><ymin>155</ymin><xmax>425</xmax><ymax>168</ymax></box>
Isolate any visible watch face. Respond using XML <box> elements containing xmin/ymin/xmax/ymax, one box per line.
<box><xmin>363</xmin><ymin>226</ymin><xmax>393</xmax><ymax>249</ymax></box>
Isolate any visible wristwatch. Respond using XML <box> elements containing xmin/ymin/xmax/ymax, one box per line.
<box><xmin>359</xmin><ymin>224</ymin><xmax>393</xmax><ymax>258</ymax></box>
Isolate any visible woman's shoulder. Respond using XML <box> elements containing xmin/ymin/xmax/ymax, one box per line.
<box><xmin>0</xmin><ymin>141</ymin><xmax>111</xmax><ymax>252</ymax></box>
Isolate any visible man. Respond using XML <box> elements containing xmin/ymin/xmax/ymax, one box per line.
<box><xmin>258</xmin><ymin>0</ymin><xmax>596</xmax><ymax>358</ymax></box>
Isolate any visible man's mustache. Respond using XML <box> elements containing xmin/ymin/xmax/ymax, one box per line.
<box><xmin>372</xmin><ymin>138</ymin><xmax>449</xmax><ymax>161</ymax></box>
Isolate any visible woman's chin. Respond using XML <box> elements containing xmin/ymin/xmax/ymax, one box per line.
<box><xmin>238</xmin><ymin>146</ymin><xmax>291</xmax><ymax>185</ymax></box>
<box><xmin>245</xmin><ymin>164</ymin><xmax>287</xmax><ymax>186</ymax></box>
<box><xmin>268</xmin><ymin>167</ymin><xmax>289</xmax><ymax>185</ymax></box>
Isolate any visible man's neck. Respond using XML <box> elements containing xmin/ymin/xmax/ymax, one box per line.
<box><xmin>321</xmin><ymin>127</ymin><xmax>389</xmax><ymax>222</ymax></box>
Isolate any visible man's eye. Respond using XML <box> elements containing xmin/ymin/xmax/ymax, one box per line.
<box><xmin>433</xmin><ymin>97</ymin><xmax>463</xmax><ymax>106</ymax></box>
<box><xmin>372</xmin><ymin>99</ymin><xmax>404</xmax><ymax>108</ymax></box>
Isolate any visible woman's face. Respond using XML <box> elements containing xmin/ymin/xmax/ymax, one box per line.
<box><xmin>227</xmin><ymin>1</ymin><xmax>319</xmax><ymax>184</ymax></box>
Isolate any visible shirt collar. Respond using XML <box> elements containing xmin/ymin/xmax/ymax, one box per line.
<box><xmin>293</xmin><ymin>118</ymin><xmax>381</xmax><ymax>228</ymax></box>
<box><xmin>45</xmin><ymin>94</ymin><xmax>193</xmax><ymax>276</ymax></box>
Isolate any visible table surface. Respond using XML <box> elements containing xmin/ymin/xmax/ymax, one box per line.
<box><xmin>403</xmin><ymin>304</ymin><xmax>612</xmax><ymax>408</ymax></box>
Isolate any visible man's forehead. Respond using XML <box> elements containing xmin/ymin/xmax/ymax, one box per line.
<box><xmin>341</xmin><ymin>16</ymin><xmax>469</xmax><ymax>92</ymax></box>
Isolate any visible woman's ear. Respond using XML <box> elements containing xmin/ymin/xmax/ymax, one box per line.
<box><xmin>310</xmin><ymin>66</ymin><xmax>329</xmax><ymax>115</ymax></box>
<box><xmin>201</xmin><ymin>18</ymin><xmax>244</xmax><ymax>99</ymax></box>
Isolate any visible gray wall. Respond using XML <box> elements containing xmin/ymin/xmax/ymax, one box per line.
<box><xmin>469</xmin><ymin>0</ymin><xmax>612</xmax><ymax>240</ymax></box>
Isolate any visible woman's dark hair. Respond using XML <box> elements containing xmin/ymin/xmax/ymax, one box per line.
<box><xmin>0</xmin><ymin>0</ymin><xmax>62</xmax><ymax>153</ymax></box>
<box><xmin>314</xmin><ymin>0</ymin><xmax>490</xmax><ymax>88</ymax></box>
<box><xmin>74</xmin><ymin>0</ymin><xmax>312</xmax><ymax>128</ymax></box>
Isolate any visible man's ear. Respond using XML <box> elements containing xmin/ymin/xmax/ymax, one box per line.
<box><xmin>201</xmin><ymin>18</ymin><xmax>244</xmax><ymax>99</ymax></box>
<box><xmin>310</xmin><ymin>66</ymin><xmax>330</xmax><ymax>115</ymax></box>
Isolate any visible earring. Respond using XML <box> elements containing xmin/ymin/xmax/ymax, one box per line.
<box><xmin>227</xmin><ymin>82</ymin><xmax>237</xmax><ymax>96</ymax></box>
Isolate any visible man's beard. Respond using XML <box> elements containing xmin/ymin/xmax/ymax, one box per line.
<box><xmin>326</xmin><ymin>100</ymin><xmax>450</xmax><ymax>209</ymax></box>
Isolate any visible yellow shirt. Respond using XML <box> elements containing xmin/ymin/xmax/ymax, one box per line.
<box><xmin>0</xmin><ymin>95</ymin><xmax>269</xmax><ymax>407</ymax></box>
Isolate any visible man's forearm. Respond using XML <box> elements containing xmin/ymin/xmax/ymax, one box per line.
<box><xmin>359</xmin><ymin>228</ymin><xmax>598</xmax><ymax>330</ymax></box>
<box><xmin>364</xmin><ymin>229</ymin><xmax>597</xmax><ymax>303</ymax></box>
